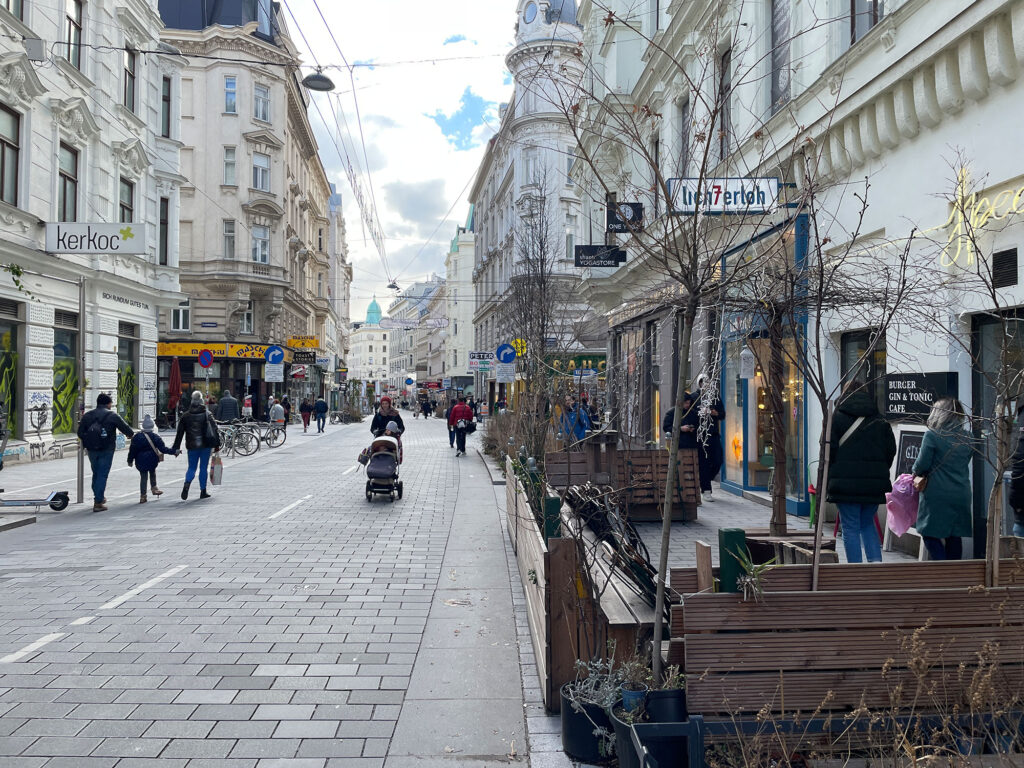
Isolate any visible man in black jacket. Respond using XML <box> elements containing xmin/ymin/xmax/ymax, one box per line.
<box><xmin>78</xmin><ymin>393</ymin><xmax>134</xmax><ymax>512</ymax></box>
<box><xmin>214</xmin><ymin>389</ymin><xmax>241</xmax><ymax>422</ymax></box>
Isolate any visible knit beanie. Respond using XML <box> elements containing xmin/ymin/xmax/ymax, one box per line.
<box><xmin>142</xmin><ymin>414</ymin><xmax>155</xmax><ymax>432</ymax></box>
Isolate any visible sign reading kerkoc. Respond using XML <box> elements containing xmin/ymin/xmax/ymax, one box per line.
<box><xmin>668</xmin><ymin>178</ymin><xmax>778</xmax><ymax>215</ymax></box>
<box><xmin>45</xmin><ymin>222</ymin><xmax>148</xmax><ymax>254</ymax></box>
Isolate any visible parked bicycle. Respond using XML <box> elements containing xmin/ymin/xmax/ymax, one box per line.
<box><xmin>244</xmin><ymin>420</ymin><xmax>287</xmax><ymax>448</ymax></box>
<box><xmin>216</xmin><ymin>422</ymin><xmax>259</xmax><ymax>457</ymax></box>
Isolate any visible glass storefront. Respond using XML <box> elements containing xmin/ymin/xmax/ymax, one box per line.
<box><xmin>52</xmin><ymin>328</ymin><xmax>78</xmax><ymax>435</ymax></box>
<box><xmin>0</xmin><ymin>319</ymin><xmax>18</xmax><ymax>439</ymax></box>
<box><xmin>117</xmin><ymin>333</ymin><xmax>138</xmax><ymax>426</ymax></box>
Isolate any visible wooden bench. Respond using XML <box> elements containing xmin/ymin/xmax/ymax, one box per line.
<box><xmin>667</xmin><ymin>559</ymin><xmax>1024</xmax><ymax>746</ymax></box>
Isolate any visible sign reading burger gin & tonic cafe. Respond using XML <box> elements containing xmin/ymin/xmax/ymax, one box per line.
<box><xmin>668</xmin><ymin>178</ymin><xmax>778</xmax><ymax>215</ymax></box>
<box><xmin>45</xmin><ymin>222</ymin><xmax>148</xmax><ymax>254</ymax></box>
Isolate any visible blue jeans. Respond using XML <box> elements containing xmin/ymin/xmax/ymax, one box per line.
<box><xmin>185</xmin><ymin>448</ymin><xmax>212</xmax><ymax>490</ymax></box>
<box><xmin>316</xmin><ymin>414</ymin><xmax>326</xmax><ymax>432</ymax></box>
<box><xmin>838</xmin><ymin>503</ymin><xmax>882</xmax><ymax>563</ymax></box>
<box><xmin>88</xmin><ymin>449</ymin><xmax>114</xmax><ymax>504</ymax></box>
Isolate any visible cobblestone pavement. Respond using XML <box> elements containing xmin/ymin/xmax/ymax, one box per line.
<box><xmin>0</xmin><ymin>416</ymin><xmax>526</xmax><ymax>768</ymax></box>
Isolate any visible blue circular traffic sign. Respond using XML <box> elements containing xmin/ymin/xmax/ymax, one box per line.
<box><xmin>405</xmin><ymin>378</ymin><xmax>414</xmax><ymax>386</ymax></box>
<box><xmin>198</xmin><ymin>349</ymin><xmax>214</xmax><ymax>368</ymax></box>
<box><xmin>496</xmin><ymin>343</ymin><xmax>517</xmax><ymax>364</ymax></box>
<box><xmin>264</xmin><ymin>345</ymin><xmax>285</xmax><ymax>364</ymax></box>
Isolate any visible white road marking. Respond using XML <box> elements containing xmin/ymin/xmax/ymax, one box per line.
<box><xmin>98</xmin><ymin>564</ymin><xmax>188</xmax><ymax>610</ymax></box>
<box><xmin>0</xmin><ymin>633</ymin><xmax>65</xmax><ymax>663</ymax></box>
<box><xmin>69</xmin><ymin>616</ymin><xmax>95</xmax><ymax>626</ymax></box>
<box><xmin>342</xmin><ymin>465</ymin><xmax>360</xmax><ymax>476</ymax></box>
<box><xmin>268</xmin><ymin>495</ymin><xmax>313</xmax><ymax>520</ymax></box>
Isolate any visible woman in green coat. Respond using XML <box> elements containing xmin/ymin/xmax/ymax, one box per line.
<box><xmin>912</xmin><ymin>398</ymin><xmax>975</xmax><ymax>560</ymax></box>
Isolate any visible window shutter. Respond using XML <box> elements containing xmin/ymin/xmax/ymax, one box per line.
<box><xmin>993</xmin><ymin>248</ymin><xmax>1018</xmax><ymax>288</ymax></box>
<box><xmin>118</xmin><ymin>321</ymin><xmax>139</xmax><ymax>338</ymax></box>
<box><xmin>54</xmin><ymin>310</ymin><xmax>78</xmax><ymax>329</ymax></box>
<box><xmin>0</xmin><ymin>298</ymin><xmax>19</xmax><ymax>318</ymax></box>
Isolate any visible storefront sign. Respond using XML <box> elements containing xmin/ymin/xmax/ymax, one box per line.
<box><xmin>45</xmin><ymin>222</ymin><xmax>148</xmax><ymax>254</ymax></box>
<box><xmin>894</xmin><ymin>428</ymin><xmax>927</xmax><ymax>476</ymax></box>
<box><xmin>547</xmin><ymin>354</ymin><xmax>607</xmax><ymax>375</ymax></box>
<box><xmin>941</xmin><ymin>168</ymin><xmax>1024</xmax><ymax>266</ymax></box>
<box><xmin>668</xmin><ymin>177</ymin><xmax>778</xmax><ymax>215</ymax></box>
<box><xmin>291</xmin><ymin>365</ymin><xmax>307</xmax><ymax>379</ymax></box>
<box><xmin>469</xmin><ymin>351</ymin><xmax>495</xmax><ymax>371</ymax></box>
<box><xmin>316</xmin><ymin>356</ymin><xmax>331</xmax><ymax>367</ymax></box>
<box><xmin>884</xmin><ymin>372</ymin><xmax>959</xmax><ymax>419</ymax></box>
<box><xmin>293</xmin><ymin>350</ymin><xmax>317</xmax><ymax>364</ymax></box>
<box><xmin>158</xmin><ymin>342</ymin><xmax>227</xmax><ymax>357</ymax></box>
<box><xmin>287</xmin><ymin>336</ymin><xmax>319</xmax><ymax>349</ymax></box>
<box><xmin>607</xmin><ymin>202</ymin><xmax>644</xmax><ymax>233</ymax></box>
<box><xmin>574</xmin><ymin>245</ymin><xmax>627</xmax><ymax>268</ymax></box>
<box><xmin>102</xmin><ymin>292</ymin><xmax>150</xmax><ymax>310</ymax></box>
<box><xmin>740</xmin><ymin>347</ymin><xmax>756</xmax><ymax>379</ymax></box>
<box><xmin>229</xmin><ymin>343</ymin><xmax>290</xmax><ymax>361</ymax></box>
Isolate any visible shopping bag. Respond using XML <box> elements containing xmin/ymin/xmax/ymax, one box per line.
<box><xmin>885</xmin><ymin>473</ymin><xmax>918</xmax><ymax>537</ymax></box>
<box><xmin>209</xmin><ymin>454</ymin><xmax>224</xmax><ymax>486</ymax></box>
<box><xmin>358</xmin><ymin>447</ymin><xmax>371</xmax><ymax>465</ymax></box>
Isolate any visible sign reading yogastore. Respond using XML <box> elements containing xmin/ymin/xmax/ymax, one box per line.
<box><xmin>45</xmin><ymin>222</ymin><xmax>148</xmax><ymax>254</ymax></box>
<box><xmin>668</xmin><ymin>178</ymin><xmax>779</xmax><ymax>215</ymax></box>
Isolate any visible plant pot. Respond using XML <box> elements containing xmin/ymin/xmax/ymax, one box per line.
<box><xmin>621</xmin><ymin>683</ymin><xmax>649</xmax><ymax>713</ymax></box>
<box><xmin>631</xmin><ymin>720</ymin><xmax>703</xmax><ymax>768</ymax></box>
<box><xmin>646</xmin><ymin>688</ymin><xmax>687</xmax><ymax>723</ymax></box>
<box><xmin>608</xmin><ymin>702</ymin><xmax>641</xmax><ymax>768</ymax></box>
<box><xmin>560</xmin><ymin>683</ymin><xmax>612</xmax><ymax>764</ymax></box>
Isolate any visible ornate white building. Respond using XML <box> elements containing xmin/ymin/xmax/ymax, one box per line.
<box><xmin>0</xmin><ymin>0</ymin><xmax>184</xmax><ymax>462</ymax></box>
<box><xmin>446</xmin><ymin>210</ymin><xmax>476</xmax><ymax>394</ymax></box>
<box><xmin>348</xmin><ymin>299</ymin><xmax>388</xmax><ymax>402</ymax></box>
<box><xmin>469</xmin><ymin>0</ymin><xmax>587</xmax><ymax>409</ymax></box>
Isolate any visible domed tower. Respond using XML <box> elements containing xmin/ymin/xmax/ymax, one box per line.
<box><xmin>365</xmin><ymin>297</ymin><xmax>382</xmax><ymax>327</ymax></box>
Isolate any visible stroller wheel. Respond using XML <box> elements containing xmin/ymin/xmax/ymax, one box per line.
<box><xmin>397</xmin><ymin>482</ymin><xmax>403</xmax><ymax>499</ymax></box>
<box><xmin>389</xmin><ymin>493</ymin><xmax>395</xmax><ymax>502</ymax></box>
<box><xmin>366</xmin><ymin>492</ymin><xmax>372</xmax><ymax>502</ymax></box>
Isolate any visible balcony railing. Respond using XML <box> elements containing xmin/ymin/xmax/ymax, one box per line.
<box><xmin>179</xmin><ymin>258</ymin><xmax>287</xmax><ymax>284</ymax></box>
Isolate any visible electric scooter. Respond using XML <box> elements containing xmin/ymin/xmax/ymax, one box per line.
<box><xmin>0</xmin><ymin>406</ymin><xmax>70</xmax><ymax>512</ymax></box>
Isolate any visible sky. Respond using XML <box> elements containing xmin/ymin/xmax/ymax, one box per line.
<box><xmin>281</xmin><ymin>0</ymin><xmax>518</xmax><ymax>324</ymax></box>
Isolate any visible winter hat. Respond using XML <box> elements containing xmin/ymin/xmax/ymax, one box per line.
<box><xmin>380</xmin><ymin>396</ymin><xmax>392</xmax><ymax>405</ymax></box>
<box><xmin>142</xmin><ymin>414</ymin><xmax>155</xmax><ymax>432</ymax></box>
<box><xmin>386</xmin><ymin>421</ymin><xmax>399</xmax><ymax>433</ymax></box>
<box><xmin>191</xmin><ymin>390</ymin><xmax>204</xmax><ymax>404</ymax></box>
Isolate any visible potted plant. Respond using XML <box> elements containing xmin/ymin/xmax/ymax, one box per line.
<box><xmin>561</xmin><ymin>657</ymin><xmax>621</xmax><ymax>762</ymax></box>
<box><xmin>607</xmin><ymin>698</ymin><xmax>642</xmax><ymax>768</ymax></box>
<box><xmin>645</xmin><ymin>664</ymin><xmax>686</xmax><ymax>723</ymax></box>
<box><xmin>619</xmin><ymin>654</ymin><xmax>651</xmax><ymax>713</ymax></box>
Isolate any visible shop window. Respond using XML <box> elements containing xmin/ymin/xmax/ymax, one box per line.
<box><xmin>52</xmin><ymin>312</ymin><xmax>78</xmax><ymax>435</ymax></box>
<box><xmin>840</xmin><ymin>330</ymin><xmax>887</xmax><ymax>416</ymax></box>
<box><xmin>117</xmin><ymin>322</ymin><xmax>138</xmax><ymax>427</ymax></box>
<box><xmin>851</xmin><ymin>0</ymin><xmax>884</xmax><ymax>45</ymax></box>
<box><xmin>992</xmin><ymin>248</ymin><xmax>1018</xmax><ymax>289</ymax></box>
<box><xmin>0</xmin><ymin>315</ymin><xmax>18</xmax><ymax>439</ymax></box>
<box><xmin>0</xmin><ymin>104</ymin><xmax>19</xmax><ymax>206</ymax></box>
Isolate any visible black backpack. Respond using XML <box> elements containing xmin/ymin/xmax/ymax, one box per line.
<box><xmin>81</xmin><ymin>411</ymin><xmax>112</xmax><ymax>452</ymax></box>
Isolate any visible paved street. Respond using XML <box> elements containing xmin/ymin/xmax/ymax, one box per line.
<box><xmin>0</xmin><ymin>417</ymin><xmax>526</xmax><ymax>768</ymax></box>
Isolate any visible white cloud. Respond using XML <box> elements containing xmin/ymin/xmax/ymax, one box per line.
<box><xmin>285</xmin><ymin>0</ymin><xmax>516</xmax><ymax>324</ymax></box>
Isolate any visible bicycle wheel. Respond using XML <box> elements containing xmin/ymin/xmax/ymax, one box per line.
<box><xmin>234</xmin><ymin>431</ymin><xmax>259</xmax><ymax>456</ymax></box>
<box><xmin>267</xmin><ymin>427</ymin><xmax>286</xmax><ymax>448</ymax></box>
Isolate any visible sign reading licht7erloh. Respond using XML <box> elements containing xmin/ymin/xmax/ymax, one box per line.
<box><xmin>668</xmin><ymin>178</ymin><xmax>778</xmax><ymax>215</ymax></box>
<box><xmin>45</xmin><ymin>222</ymin><xmax>148</xmax><ymax>254</ymax></box>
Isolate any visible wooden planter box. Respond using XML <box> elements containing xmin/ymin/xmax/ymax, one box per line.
<box><xmin>616</xmin><ymin>449</ymin><xmax>700</xmax><ymax>522</ymax></box>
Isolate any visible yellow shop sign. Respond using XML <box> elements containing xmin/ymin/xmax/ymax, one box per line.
<box><xmin>228</xmin><ymin>343</ymin><xmax>268</xmax><ymax>359</ymax></box>
<box><xmin>287</xmin><ymin>336</ymin><xmax>319</xmax><ymax>349</ymax></box>
<box><xmin>158</xmin><ymin>343</ymin><xmax>227</xmax><ymax>357</ymax></box>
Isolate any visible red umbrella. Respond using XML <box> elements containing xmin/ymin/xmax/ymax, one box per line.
<box><xmin>167</xmin><ymin>356</ymin><xmax>182</xmax><ymax>412</ymax></box>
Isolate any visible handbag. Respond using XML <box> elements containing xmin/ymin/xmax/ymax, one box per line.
<box><xmin>141</xmin><ymin>432</ymin><xmax>164</xmax><ymax>463</ymax></box>
<box><xmin>204</xmin><ymin>413</ymin><xmax>219</xmax><ymax>445</ymax></box>
<box><xmin>209</xmin><ymin>454</ymin><xmax>223</xmax><ymax>485</ymax></box>
<box><xmin>358</xmin><ymin>447</ymin><xmax>371</xmax><ymax>465</ymax></box>
<box><xmin>456</xmin><ymin>419</ymin><xmax>467</xmax><ymax>429</ymax></box>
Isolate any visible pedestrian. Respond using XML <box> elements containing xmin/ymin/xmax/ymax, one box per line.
<box><xmin>421</xmin><ymin>398</ymin><xmax>431</xmax><ymax>419</ymax></box>
<box><xmin>127</xmin><ymin>414</ymin><xmax>177</xmax><ymax>504</ymax></box>
<box><xmin>693</xmin><ymin>375</ymin><xmax>727</xmax><ymax>499</ymax></box>
<box><xmin>445</xmin><ymin>401</ymin><xmax>456</xmax><ymax>448</ymax></box>
<box><xmin>171</xmin><ymin>390</ymin><xmax>221</xmax><ymax>500</ymax></box>
<box><xmin>561</xmin><ymin>397</ymin><xmax>592</xmax><ymax>443</ymax></box>
<box><xmin>313</xmin><ymin>395</ymin><xmax>328</xmax><ymax>433</ymax></box>
<box><xmin>267</xmin><ymin>392</ymin><xmax>275</xmax><ymax>419</ymax></box>
<box><xmin>371</xmin><ymin>396</ymin><xmax>405</xmax><ymax>436</ymax></box>
<box><xmin>825</xmin><ymin>383</ymin><xmax>896</xmax><ymax>563</ymax></box>
<box><xmin>214</xmin><ymin>388</ymin><xmax>241</xmax><ymax>422</ymax></box>
<box><xmin>448</xmin><ymin>395</ymin><xmax>474</xmax><ymax>457</ymax></box>
<box><xmin>663</xmin><ymin>392</ymin><xmax>701</xmax><ymax>451</ymax></box>
<box><xmin>77</xmin><ymin>393</ymin><xmax>134</xmax><ymax>512</ymax></box>
<box><xmin>281</xmin><ymin>396</ymin><xmax>291</xmax><ymax>431</ymax></box>
<box><xmin>299</xmin><ymin>397</ymin><xmax>313</xmax><ymax>433</ymax></box>
<box><xmin>912</xmin><ymin>398</ymin><xmax>975</xmax><ymax>560</ymax></box>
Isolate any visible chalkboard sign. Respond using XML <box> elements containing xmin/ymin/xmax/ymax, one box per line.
<box><xmin>884</xmin><ymin>372</ymin><xmax>959</xmax><ymax>420</ymax></box>
<box><xmin>894</xmin><ymin>429</ymin><xmax>926</xmax><ymax>477</ymax></box>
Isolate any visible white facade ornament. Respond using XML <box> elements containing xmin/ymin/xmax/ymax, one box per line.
<box><xmin>0</xmin><ymin>52</ymin><xmax>45</xmax><ymax>106</ymax></box>
<box><xmin>50</xmin><ymin>97</ymin><xmax>101</xmax><ymax>142</ymax></box>
<box><xmin>113</xmin><ymin>139</ymin><xmax>150</xmax><ymax>178</ymax></box>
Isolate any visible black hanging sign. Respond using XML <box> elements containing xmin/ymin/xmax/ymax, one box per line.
<box><xmin>607</xmin><ymin>202</ymin><xmax>644</xmax><ymax>233</ymax></box>
<box><xmin>884</xmin><ymin>372</ymin><xmax>959</xmax><ymax>420</ymax></box>
<box><xmin>574</xmin><ymin>245</ymin><xmax>627</xmax><ymax>268</ymax></box>
<box><xmin>293</xmin><ymin>350</ymin><xmax>317</xmax><ymax>365</ymax></box>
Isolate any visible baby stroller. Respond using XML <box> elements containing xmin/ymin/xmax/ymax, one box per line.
<box><xmin>365</xmin><ymin>434</ymin><xmax>403</xmax><ymax>502</ymax></box>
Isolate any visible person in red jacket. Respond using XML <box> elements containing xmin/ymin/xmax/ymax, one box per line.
<box><xmin>448</xmin><ymin>396</ymin><xmax>474</xmax><ymax>457</ymax></box>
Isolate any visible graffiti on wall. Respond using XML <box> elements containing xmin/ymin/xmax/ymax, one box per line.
<box><xmin>117</xmin><ymin>364</ymin><xmax>136</xmax><ymax>426</ymax></box>
<box><xmin>52</xmin><ymin>359</ymin><xmax>78</xmax><ymax>435</ymax></box>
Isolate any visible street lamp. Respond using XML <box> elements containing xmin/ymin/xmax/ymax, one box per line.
<box><xmin>301</xmin><ymin>67</ymin><xmax>335</xmax><ymax>92</ymax></box>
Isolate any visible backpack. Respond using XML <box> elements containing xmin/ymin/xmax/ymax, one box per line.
<box><xmin>81</xmin><ymin>411</ymin><xmax>113</xmax><ymax>452</ymax></box>
<box><xmin>885</xmin><ymin>473</ymin><xmax>919</xmax><ymax>537</ymax></box>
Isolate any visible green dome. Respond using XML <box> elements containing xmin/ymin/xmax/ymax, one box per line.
<box><xmin>366</xmin><ymin>297</ymin><xmax>382</xmax><ymax>326</ymax></box>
